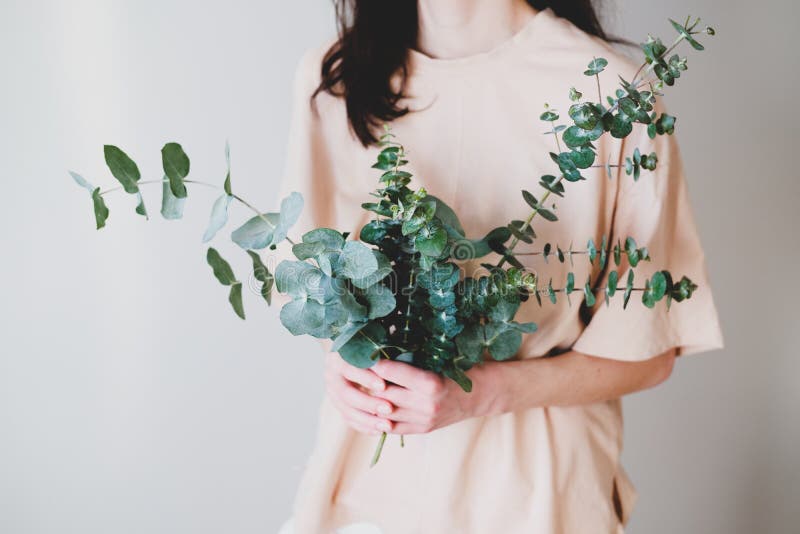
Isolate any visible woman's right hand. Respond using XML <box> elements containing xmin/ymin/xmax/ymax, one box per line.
<box><xmin>323</xmin><ymin>349</ymin><xmax>395</xmax><ymax>435</ymax></box>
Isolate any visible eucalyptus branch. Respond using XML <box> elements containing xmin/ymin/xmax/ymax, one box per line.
<box><xmin>99</xmin><ymin>177</ymin><xmax>297</xmax><ymax>246</ymax></box>
<box><xmin>495</xmin><ymin>17</ymin><xmax>713</xmax><ymax>271</ymax></box>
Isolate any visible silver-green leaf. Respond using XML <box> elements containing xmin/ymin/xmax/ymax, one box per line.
<box><xmin>161</xmin><ymin>179</ymin><xmax>186</xmax><ymax>220</ymax></box>
<box><xmin>69</xmin><ymin>171</ymin><xmax>94</xmax><ymax>192</ymax></box>
<box><xmin>135</xmin><ymin>192</ymin><xmax>148</xmax><ymax>219</ymax></box>
<box><xmin>161</xmin><ymin>142</ymin><xmax>190</xmax><ymax>199</ymax></box>
<box><xmin>231</xmin><ymin>212</ymin><xmax>280</xmax><ymax>250</ymax></box>
<box><xmin>202</xmin><ymin>194</ymin><xmax>233</xmax><ymax>242</ymax></box>
<box><xmin>272</xmin><ymin>192</ymin><xmax>304</xmax><ymax>246</ymax></box>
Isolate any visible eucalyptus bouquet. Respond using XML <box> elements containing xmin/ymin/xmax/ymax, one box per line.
<box><xmin>71</xmin><ymin>17</ymin><xmax>714</xmax><ymax>465</ymax></box>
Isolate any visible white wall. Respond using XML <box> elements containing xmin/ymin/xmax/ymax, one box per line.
<box><xmin>0</xmin><ymin>1</ymin><xmax>797</xmax><ymax>533</ymax></box>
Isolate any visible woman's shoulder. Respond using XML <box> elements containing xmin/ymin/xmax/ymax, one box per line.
<box><xmin>289</xmin><ymin>37</ymin><xmax>357</xmax><ymax>141</ymax></box>
<box><xmin>521</xmin><ymin>8</ymin><xmax>641</xmax><ymax>88</ymax></box>
<box><xmin>292</xmin><ymin>37</ymin><xmax>339</xmax><ymax>104</ymax></box>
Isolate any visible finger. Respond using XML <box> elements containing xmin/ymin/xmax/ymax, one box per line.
<box><xmin>383</xmin><ymin>407</ymin><xmax>428</xmax><ymax>425</ymax></box>
<box><xmin>372</xmin><ymin>360</ymin><xmax>443</xmax><ymax>393</ymax></box>
<box><xmin>341</xmin><ymin>364</ymin><xmax>386</xmax><ymax>392</ymax></box>
<box><xmin>328</xmin><ymin>392</ymin><xmax>392</xmax><ymax>434</ymax></box>
<box><xmin>338</xmin><ymin>378</ymin><xmax>394</xmax><ymax>416</ymax></box>
<box><xmin>343</xmin><ymin>406</ymin><xmax>393</xmax><ymax>434</ymax></box>
<box><xmin>327</xmin><ymin>353</ymin><xmax>386</xmax><ymax>392</ymax></box>
<box><xmin>370</xmin><ymin>385</ymin><xmax>417</xmax><ymax>409</ymax></box>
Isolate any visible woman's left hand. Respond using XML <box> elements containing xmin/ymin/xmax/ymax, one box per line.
<box><xmin>368</xmin><ymin>359</ymin><xmax>498</xmax><ymax>435</ymax></box>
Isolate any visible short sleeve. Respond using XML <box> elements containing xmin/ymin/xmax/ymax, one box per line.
<box><xmin>571</xmin><ymin>108</ymin><xmax>724</xmax><ymax>362</ymax></box>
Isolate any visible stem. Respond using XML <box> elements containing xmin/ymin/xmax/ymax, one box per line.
<box><xmin>370</xmin><ymin>431</ymin><xmax>387</xmax><ymax>467</ymax></box>
<box><xmin>515</xmin><ymin>250</ymin><xmax>589</xmax><ymax>256</ymax></box>
<box><xmin>595</xmin><ymin>72</ymin><xmax>602</xmax><ymax>103</ymax></box>
<box><xmin>550</xmin><ymin>119</ymin><xmax>563</xmax><ymax>153</ymax></box>
<box><xmin>496</xmin><ymin>174</ymin><xmax>565</xmax><ymax>268</ymax></box>
<box><xmin>100</xmin><ymin>178</ymin><xmax>296</xmax><ymax>245</ymax></box>
<box><xmin>544</xmin><ymin>286</ymin><xmax>651</xmax><ymax>294</ymax></box>
<box><xmin>357</xmin><ymin>329</ymin><xmax>391</xmax><ymax>360</ymax></box>
<box><xmin>402</xmin><ymin>266</ymin><xmax>416</xmax><ymax>345</ymax></box>
<box><xmin>630</xmin><ymin>33</ymin><xmax>685</xmax><ymax>95</ymax></box>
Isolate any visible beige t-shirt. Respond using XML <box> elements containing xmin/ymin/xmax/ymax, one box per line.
<box><xmin>275</xmin><ymin>7</ymin><xmax>724</xmax><ymax>533</ymax></box>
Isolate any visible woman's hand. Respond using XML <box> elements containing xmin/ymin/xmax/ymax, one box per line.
<box><xmin>368</xmin><ymin>359</ymin><xmax>498</xmax><ymax>435</ymax></box>
<box><xmin>324</xmin><ymin>346</ymin><xmax>677</xmax><ymax>436</ymax></box>
<box><xmin>324</xmin><ymin>351</ymin><xmax>395</xmax><ymax>435</ymax></box>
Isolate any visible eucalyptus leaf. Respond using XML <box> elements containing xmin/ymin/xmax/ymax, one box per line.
<box><xmin>427</xmin><ymin>195</ymin><xmax>465</xmax><ymax>236</ymax></box>
<box><xmin>272</xmin><ymin>192</ymin><xmax>304</xmax><ymax>245</ymax></box>
<box><xmin>161</xmin><ymin>180</ymin><xmax>186</xmax><ymax>220</ymax></box>
<box><xmin>280</xmin><ymin>298</ymin><xmax>325</xmax><ymax>336</ymax></box>
<box><xmin>338</xmin><ymin>241</ymin><xmax>379</xmax><ymax>281</ymax></box>
<box><xmin>338</xmin><ymin>321</ymin><xmax>387</xmax><ymax>368</ymax></box>
<box><xmin>488</xmin><ymin>298</ymin><xmax>520</xmax><ymax>322</ymax></box>
<box><xmin>231</xmin><ymin>212</ymin><xmax>280</xmax><ymax>250</ymax></box>
<box><xmin>69</xmin><ymin>171</ymin><xmax>94</xmax><ymax>192</ymax></box>
<box><xmin>224</xmin><ymin>140</ymin><xmax>232</xmax><ymax>195</ymax></box>
<box><xmin>447</xmin><ymin>226</ymin><xmax>511</xmax><ymax>260</ymax></box>
<box><xmin>584</xmin><ymin>57</ymin><xmax>608</xmax><ymax>76</ymax></box>
<box><xmin>206</xmin><ymin>247</ymin><xmax>237</xmax><ymax>286</ymax></box>
<box><xmin>607</xmin><ymin>270</ymin><xmax>619</xmax><ymax>298</ymax></box>
<box><xmin>584</xmin><ymin>277</ymin><xmax>596</xmax><ymax>307</ymax></box>
<box><xmin>415</xmin><ymin>222</ymin><xmax>448</xmax><ymax>257</ymax></box>
<box><xmin>135</xmin><ymin>192</ymin><xmax>148</xmax><ymax>219</ymax></box>
<box><xmin>365</xmin><ymin>284</ymin><xmax>396</xmax><ymax>319</ymax></box>
<box><xmin>103</xmin><ymin>145</ymin><xmax>140</xmax><ymax>194</ymax></box>
<box><xmin>161</xmin><ymin>142</ymin><xmax>190</xmax><ymax>198</ymax></box>
<box><xmin>444</xmin><ymin>364</ymin><xmax>473</xmax><ymax>392</ymax></box>
<box><xmin>247</xmin><ymin>250</ymin><xmax>274</xmax><ymax>305</ymax></box>
<box><xmin>202</xmin><ymin>194</ymin><xmax>233</xmax><ymax>242</ymax></box>
<box><xmin>511</xmin><ymin>321</ymin><xmax>538</xmax><ymax>333</ymax></box>
<box><xmin>228</xmin><ymin>283</ymin><xmax>245</xmax><ymax>319</ymax></box>
<box><xmin>91</xmin><ymin>187</ymin><xmax>109</xmax><ymax>229</ymax></box>
<box><xmin>303</xmin><ymin>228</ymin><xmax>346</xmax><ymax>251</ymax></box>
<box><xmin>292</xmin><ymin>241</ymin><xmax>325</xmax><ymax>260</ymax></box>
<box><xmin>331</xmin><ymin>321</ymin><xmax>369</xmax><ymax>352</ymax></box>
<box><xmin>624</xmin><ymin>270</ymin><xmax>635</xmax><ymax>309</ymax></box>
<box><xmin>350</xmin><ymin>251</ymin><xmax>392</xmax><ymax>289</ymax></box>
<box><xmin>539</xmin><ymin>110</ymin><xmax>559</xmax><ymax>122</ymax></box>
<box><xmin>485</xmin><ymin>323</ymin><xmax>522</xmax><ymax>361</ymax></box>
<box><xmin>275</xmin><ymin>260</ymin><xmax>325</xmax><ymax>301</ymax></box>
<box><xmin>455</xmin><ymin>324</ymin><xmax>486</xmax><ymax>363</ymax></box>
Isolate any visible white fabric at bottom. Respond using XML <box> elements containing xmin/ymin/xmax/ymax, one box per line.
<box><xmin>278</xmin><ymin>517</ymin><xmax>383</xmax><ymax>534</ymax></box>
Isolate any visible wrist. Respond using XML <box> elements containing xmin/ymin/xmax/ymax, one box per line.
<box><xmin>470</xmin><ymin>357</ymin><xmax>553</xmax><ymax>416</ymax></box>
<box><xmin>468</xmin><ymin>360</ymin><xmax>517</xmax><ymax>417</ymax></box>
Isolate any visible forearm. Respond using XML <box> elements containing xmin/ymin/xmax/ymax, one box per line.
<box><xmin>474</xmin><ymin>348</ymin><xmax>677</xmax><ymax>416</ymax></box>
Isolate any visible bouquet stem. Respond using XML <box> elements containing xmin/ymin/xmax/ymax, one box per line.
<box><xmin>370</xmin><ymin>432</ymin><xmax>388</xmax><ymax>467</ymax></box>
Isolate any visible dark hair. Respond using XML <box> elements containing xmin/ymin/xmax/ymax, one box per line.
<box><xmin>314</xmin><ymin>1</ymin><xmax>613</xmax><ymax>147</ymax></box>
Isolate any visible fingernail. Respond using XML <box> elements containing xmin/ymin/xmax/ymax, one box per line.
<box><xmin>377</xmin><ymin>404</ymin><xmax>392</xmax><ymax>415</ymax></box>
<box><xmin>377</xmin><ymin>421</ymin><xmax>391</xmax><ymax>432</ymax></box>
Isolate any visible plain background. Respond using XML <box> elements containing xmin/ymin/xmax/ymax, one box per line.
<box><xmin>0</xmin><ymin>0</ymin><xmax>797</xmax><ymax>532</ymax></box>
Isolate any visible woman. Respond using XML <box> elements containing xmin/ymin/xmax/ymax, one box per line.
<box><xmin>277</xmin><ymin>1</ymin><xmax>724</xmax><ymax>532</ymax></box>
